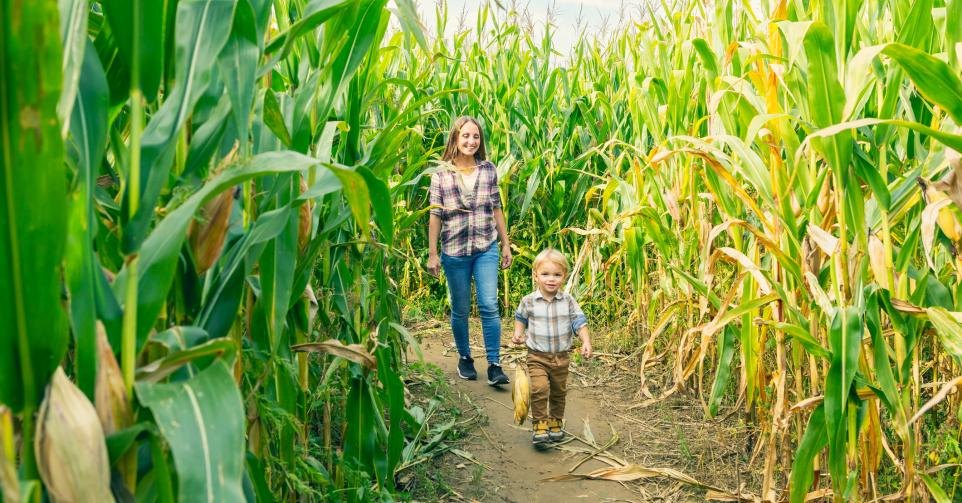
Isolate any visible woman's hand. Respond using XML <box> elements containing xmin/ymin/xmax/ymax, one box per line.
<box><xmin>427</xmin><ymin>254</ymin><xmax>441</xmax><ymax>277</ymax></box>
<box><xmin>501</xmin><ymin>243</ymin><xmax>513</xmax><ymax>269</ymax></box>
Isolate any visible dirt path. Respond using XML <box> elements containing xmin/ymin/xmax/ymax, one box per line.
<box><xmin>409</xmin><ymin>319</ymin><xmax>761</xmax><ymax>503</ymax></box>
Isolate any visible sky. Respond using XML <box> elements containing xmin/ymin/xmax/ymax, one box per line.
<box><xmin>413</xmin><ymin>0</ymin><xmax>645</xmax><ymax>55</ymax></box>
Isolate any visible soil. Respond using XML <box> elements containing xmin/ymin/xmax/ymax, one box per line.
<box><xmin>404</xmin><ymin>319</ymin><xmax>764</xmax><ymax>503</ymax></box>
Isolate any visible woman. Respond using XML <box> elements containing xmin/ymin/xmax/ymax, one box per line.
<box><xmin>427</xmin><ymin>116</ymin><xmax>513</xmax><ymax>386</ymax></box>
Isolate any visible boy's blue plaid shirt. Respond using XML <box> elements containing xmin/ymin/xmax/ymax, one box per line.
<box><xmin>514</xmin><ymin>290</ymin><xmax>588</xmax><ymax>353</ymax></box>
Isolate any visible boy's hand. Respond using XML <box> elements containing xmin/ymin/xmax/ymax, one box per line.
<box><xmin>580</xmin><ymin>342</ymin><xmax>592</xmax><ymax>359</ymax></box>
<box><xmin>511</xmin><ymin>333</ymin><xmax>524</xmax><ymax>345</ymax></box>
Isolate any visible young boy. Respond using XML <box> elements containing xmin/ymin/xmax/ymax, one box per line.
<box><xmin>511</xmin><ymin>249</ymin><xmax>592</xmax><ymax>447</ymax></box>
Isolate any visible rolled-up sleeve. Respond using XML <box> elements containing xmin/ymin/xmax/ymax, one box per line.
<box><xmin>489</xmin><ymin>162</ymin><xmax>502</xmax><ymax>209</ymax></box>
<box><xmin>569</xmin><ymin>296</ymin><xmax>587</xmax><ymax>332</ymax></box>
<box><xmin>514</xmin><ymin>299</ymin><xmax>528</xmax><ymax>326</ymax></box>
<box><xmin>429</xmin><ymin>173</ymin><xmax>442</xmax><ymax>217</ymax></box>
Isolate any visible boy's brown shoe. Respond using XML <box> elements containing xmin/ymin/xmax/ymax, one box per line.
<box><xmin>547</xmin><ymin>419</ymin><xmax>564</xmax><ymax>441</ymax></box>
<box><xmin>532</xmin><ymin>420</ymin><xmax>549</xmax><ymax>446</ymax></box>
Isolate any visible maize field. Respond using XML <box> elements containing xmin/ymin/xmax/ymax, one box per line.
<box><xmin>2</xmin><ymin>0</ymin><xmax>962</xmax><ymax>500</ymax></box>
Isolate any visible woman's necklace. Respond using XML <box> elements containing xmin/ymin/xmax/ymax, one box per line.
<box><xmin>454</xmin><ymin>157</ymin><xmax>479</xmax><ymax>174</ymax></box>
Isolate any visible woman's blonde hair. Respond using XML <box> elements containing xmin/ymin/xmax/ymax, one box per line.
<box><xmin>532</xmin><ymin>249</ymin><xmax>569</xmax><ymax>277</ymax></box>
<box><xmin>441</xmin><ymin>116</ymin><xmax>487</xmax><ymax>163</ymax></box>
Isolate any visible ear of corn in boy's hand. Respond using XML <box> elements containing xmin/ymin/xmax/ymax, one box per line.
<box><xmin>512</xmin><ymin>366</ymin><xmax>529</xmax><ymax>425</ymax></box>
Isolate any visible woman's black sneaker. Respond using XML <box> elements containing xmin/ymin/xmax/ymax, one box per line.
<box><xmin>457</xmin><ymin>356</ymin><xmax>477</xmax><ymax>380</ymax></box>
<box><xmin>487</xmin><ymin>364</ymin><xmax>509</xmax><ymax>386</ymax></box>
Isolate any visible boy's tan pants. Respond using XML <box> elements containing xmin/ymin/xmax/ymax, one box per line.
<box><xmin>527</xmin><ymin>350</ymin><xmax>570</xmax><ymax>422</ymax></box>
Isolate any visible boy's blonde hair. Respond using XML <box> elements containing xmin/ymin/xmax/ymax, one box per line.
<box><xmin>532</xmin><ymin>249</ymin><xmax>569</xmax><ymax>277</ymax></box>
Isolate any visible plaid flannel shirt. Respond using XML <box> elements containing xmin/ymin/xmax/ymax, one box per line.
<box><xmin>514</xmin><ymin>290</ymin><xmax>588</xmax><ymax>353</ymax></box>
<box><xmin>429</xmin><ymin>160</ymin><xmax>502</xmax><ymax>257</ymax></box>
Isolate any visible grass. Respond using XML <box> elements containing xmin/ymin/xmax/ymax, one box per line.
<box><xmin>398</xmin><ymin>360</ymin><xmax>483</xmax><ymax>501</ymax></box>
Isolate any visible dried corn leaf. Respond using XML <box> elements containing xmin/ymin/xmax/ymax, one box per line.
<box><xmin>891</xmin><ymin>298</ymin><xmax>925</xmax><ymax>315</ymax></box>
<box><xmin>544</xmin><ymin>464</ymin><xmax>700</xmax><ymax>485</ymax></box>
<box><xmin>921</xmin><ymin>198</ymin><xmax>954</xmax><ymax>271</ymax></box>
<box><xmin>933</xmin><ymin>152</ymin><xmax>962</xmax><ymax>210</ymax></box>
<box><xmin>292</xmin><ymin>339</ymin><xmax>377</xmax><ymax>369</ymax></box>
<box><xmin>807</xmin><ymin>223</ymin><xmax>839</xmax><ymax>256</ymax></box>
<box><xmin>908</xmin><ymin>375</ymin><xmax>962</xmax><ymax>426</ymax></box>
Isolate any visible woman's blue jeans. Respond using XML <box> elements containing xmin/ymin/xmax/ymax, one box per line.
<box><xmin>441</xmin><ymin>241</ymin><xmax>501</xmax><ymax>364</ymax></box>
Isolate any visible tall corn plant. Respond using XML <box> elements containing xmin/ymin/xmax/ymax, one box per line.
<box><xmin>2</xmin><ymin>0</ymin><xmax>433</xmax><ymax>501</ymax></box>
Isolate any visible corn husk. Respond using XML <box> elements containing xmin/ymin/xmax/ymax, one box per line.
<box><xmin>35</xmin><ymin>367</ymin><xmax>115</xmax><ymax>503</ymax></box>
<box><xmin>0</xmin><ymin>405</ymin><xmax>18</xmax><ymax>503</ymax></box>
<box><xmin>188</xmin><ymin>186</ymin><xmax>236</xmax><ymax>274</ymax></box>
<box><xmin>512</xmin><ymin>365</ymin><xmax>530</xmax><ymax>425</ymax></box>
<box><xmin>816</xmin><ymin>176</ymin><xmax>832</xmax><ymax>214</ymax></box>
<box><xmin>868</xmin><ymin>234</ymin><xmax>888</xmax><ymax>287</ymax></box>
<box><xmin>95</xmin><ymin>322</ymin><xmax>131</xmax><ymax>435</ymax></box>
<box><xmin>303</xmin><ymin>283</ymin><xmax>318</xmax><ymax>329</ymax></box>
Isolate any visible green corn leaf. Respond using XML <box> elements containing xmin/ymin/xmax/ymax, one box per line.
<box><xmin>136</xmin><ymin>360</ymin><xmax>245</xmax><ymax>503</ymax></box>
<box><xmin>882</xmin><ymin>43</ymin><xmax>962</xmax><ymax>125</ymax></box>
<box><xmin>315</xmin><ymin>0</ymin><xmax>389</xmax><ymax>121</ymax></box>
<box><xmin>707</xmin><ymin>326</ymin><xmax>737</xmax><ymax>416</ymax></box>
<box><xmin>389</xmin><ymin>0</ymin><xmax>429</xmax><ymax>52</ymax></box>
<box><xmin>768</xmin><ymin>321</ymin><xmax>831</xmax><ymax>360</ymax></box>
<box><xmin>122</xmin><ymin>0</ymin><xmax>238</xmax><ymax>253</ymax></box>
<box><xmin>789</xmin><ymin>405</ymin><xmax>828</xmax><ymax>503</ymax></box>
<box><xmin>105</xmin><ymin>422</ymin><xmax>155</xmax><ymax>465</ymax></box>
<box><xmin>823</xmin><ymin>307</ymin><xmax>862</xmax><ymax>492</ymax></box>
<box><xmin>150</xmin><ymin>326</ymin><xmax>211</xmax><ymax>353</ymax></box>
<box><xmin>113</xmin><ymin>151</ymin><xmax>320</xmax><ymax>348</ymax></box>
<box><xmin>217</xmin><ymin>0</ymin><xmax>259</xmax><ymax>147</ymax></box>
<box><xmin>358</xmin><ymin>166</ymin><xmax>393</xmax><ymax>246</ymax></box>
<box><xmin>327</xmin><ymin>164</ymin><xmax>372</xmax><ymax>236</ymax></box>
<box><xmin>920</xmin><ymin>474</ymin><xmax>951</xmax><ymax>503</ymax></box>
<box><xmin>777</xmin><ymin>21</ymin><xmax>813</xmax><ymax>70</ymax></box>
<box><xmin>136</xmin><ymin>337</ymin><xmax>236</xmax><ymax>384</ymax></box>
<box><xmin>803</xmin><ymin>117</ymin><xmax>962</xmax><ymax>155</ymax></box>
<box><xmin>0</xmin><ymin>0</ymin><xmax>69</xmax><ymax>413</ymax></box>
<box><xmin>57</xmin><ymin>0</ymin><xmax>89</xmax><ymax>136</ymax></box>
<box><xmin>262</xmin><ymin>90</ymin><xmax>292</xmax><ymax>148</ymax></box>
<box><xmin>245</xmin><ymin>454</ymin><xmax>273</xmax><ymax>503</ymax></box>
<box><xmin>803</xmin><ymin>22</ymin><xmax>853</xmax><ymax>176</ymax></box>
<box><xmin>948</xmin><ymin>0</ymin><xmax>962</xmax><ymax>70</ymax></box>
<box><xmin>261</xmin><ymin>188</ymin><xmax>299</xmax><ymax>351</ymax></box>
<box><xmin>691</xmin><ymin>38</ymin><xmax>718</xmax><ymax>77</ymax></box>
<box><xmin>263</xmin><ymin>0</ymin><xmax>356</xmax><ymax>61</ymax></box>
<box><xmin>375</xmin><ymin>332</ymin><xmax>405</xmax><ymax>485</ymax></box>
<box><xmin>868</xmin><ymin>291</ymin><xmax>902</xmax><ymax>415</ymax></box>
<box><xmin>924</xmin><ymin>307</ymin><xmax>962</xmax><ymax>365</ymax></box>
<box><xmin>896</xmin><ymin>0</ymin><xmax>934</xmax><ymax>49</ymax></box>
<box><xmin>64</xmin><ymin>39</ymin><xmax>109</xmax><ymax>398</ymax></box>
<box><xmin>344</xmin><ymin>377</ymin><xmax>378</xmax><ymax>479</ymax></box>
<box><xmin>150</xmin><ymin>430</ymin><xmax>176</xmax><ymax>503</ymax></box>
<box><xmin>198</xmin><ymin>206</ymin><xmax>297</xmax><ymax>339</ymax></box>
<box><xmin>100</xmin><ymin>0</ymin><xmax>167</xmax><ymax>103</ymax></box>
<box><xmin>183</xmin><ymin>96</ymin><xmax>232</xmax><ymax>179</ymax></box>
